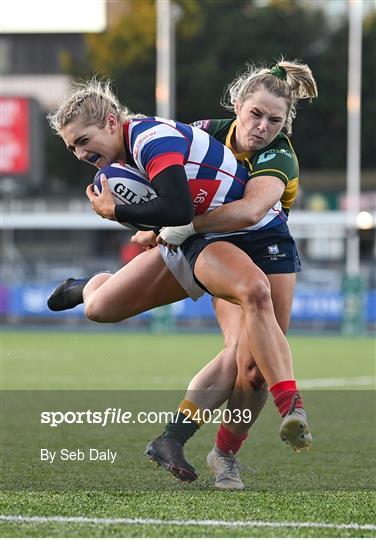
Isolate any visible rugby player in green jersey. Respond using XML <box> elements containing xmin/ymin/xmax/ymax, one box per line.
<box><xmin>144</xmin><ymin>59</ymin><xmax>318</xmax><ymax>489</ymax></box>
<box><xmin>192</xmin><ymin>118</ymin><xmax>299</xmax><ymax>217</ymax></box>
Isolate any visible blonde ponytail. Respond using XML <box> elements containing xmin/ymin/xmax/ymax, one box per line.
<box><xmin>222</xmin><ymin>58</ymin><xmax>318</xmax><ymax>134</ymax></box>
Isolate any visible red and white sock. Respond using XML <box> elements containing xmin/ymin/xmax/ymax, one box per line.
<box><xmin>270</xmin><ymin>379</ymin><xmax>303</xmax><ymax>417</ymax></box>
<box><xmin>215</xmin><ymin>424</ymin><xmax>248</xmax><ymax>455</ymax></box>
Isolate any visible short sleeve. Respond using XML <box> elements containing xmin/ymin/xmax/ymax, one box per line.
<box><xmin>250</xmin><ymin>145</ymin><xmax>298</xmax><ymax>186</ymax></box>
<box><xmin>130</xmin><ymin>120</ymin><xmax>189</xmax><ymax>180</ymax></box>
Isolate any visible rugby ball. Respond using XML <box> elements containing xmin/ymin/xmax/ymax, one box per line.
<box><xmin>93</xmin><ymin>163</ymin><xmax>157</xmax><ymax>231</ymax></box>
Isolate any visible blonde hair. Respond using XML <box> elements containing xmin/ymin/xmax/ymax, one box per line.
<box><xmin>47</xmin><ymin>77</ymin><xmax>144</xmax><ymax>134</ymax></box>
<box><xmin>222</xmin><ymin>59</ymin><xmax>318</xmax><ymax>135</ymax></box>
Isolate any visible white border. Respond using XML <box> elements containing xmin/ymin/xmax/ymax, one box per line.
<box><xmin>1</xmin><ymin>514</ymin><xmax>375</xmax><ymax>531</ymax></box>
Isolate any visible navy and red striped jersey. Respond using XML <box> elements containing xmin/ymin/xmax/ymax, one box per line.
<box><xmin>122</xmin><ymin>116</ymin><xmax>285</xmax><ymax>232</ymax></box>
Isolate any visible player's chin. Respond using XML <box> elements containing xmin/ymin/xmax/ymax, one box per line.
<box><xmin>248</xmin><ymin>137</ymin><xmax>265</xmax><ymax>150</ymax></box>
<box><xmin>94</xmin><ymin>156</ymin><xmax>108</xmax><ymax>168</ymax></box>
<box><xmin>87</xmin><ymin>156</ymin><xmax>108</xmax><ymax>168</ymax></box>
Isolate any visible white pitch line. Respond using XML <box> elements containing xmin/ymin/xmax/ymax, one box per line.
<box><xmin>299</xmin><ymin>375</ymin><xmax>375</xmax><ymax>389</ymax></box>
<box><xmin>0</xmin><ymin>514</ymin><xmax>375</xmax><ymax>531</ymax></box>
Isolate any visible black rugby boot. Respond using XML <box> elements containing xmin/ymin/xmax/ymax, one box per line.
<box><xmin>145</xmin><ymin>436</ymin><xmax>198</xmax><ymax>482</ymax></box>
<box><xmin>47</xmin><ymin>277</ymin><xmax>90</xmax><ymax>311</ymax></box>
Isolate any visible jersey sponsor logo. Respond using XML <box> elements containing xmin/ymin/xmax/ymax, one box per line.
<box><xmin>277</xmin><ymin>148</ymin><xmax>292</xmax><ymax>157</ymax></box>
<box><xmin>257</xmin><ymin>150</ymin><xmax>276</xmax><ymax>163</ymax></box>
<box><xmin>191</xmin><ymin>119</ymin><xmax>211</xmax><ymax>130</ymax></box>
<box><xmin>257</xmin><ymin>148</ymin><xmax>292</xmax><ymax>163</ymax></box>
<box><xmin>133</xmin><ymin>130</ymin><xmax>157</xmax><ymax>159</ymax></box>
<box><xmin>188</xmin><ymin>179</ymin><xmax>221</xmax><ymax>214</ymax></box>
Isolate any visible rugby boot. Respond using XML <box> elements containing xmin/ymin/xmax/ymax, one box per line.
<box><xmin>47</xmin><ymin>277</ymin><xmax>90</xmax><ymax>311</ymax></box>
<box><xmin>278</xmin><ymin>393</ymin><xmax>312</xmax><ymax>453</ymax></box>
<box><xmin>207</xmin><ymin>445</ymin><xmax>255</xmax><ymax>490</ymax></box>
<box><xmin>145</xmin><ymin>436</ymin><xmax>198</xmax><ymax>482</ymax></box>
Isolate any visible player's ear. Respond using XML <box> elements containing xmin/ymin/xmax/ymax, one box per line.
<box><xmin>234</xmin><ymin>100</ymin><xmax>240</xmax><ymax>116</ymax></box>
<box><xmin>107</xmin><ymin>113</ymin><xmax>118</xmax><ymax>133</ymax></box>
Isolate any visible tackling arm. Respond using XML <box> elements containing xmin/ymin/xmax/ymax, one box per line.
<box><xmin>158</xmin><ymin>175</ymin><xmax>285</xmax><ymax>246</ymax></box>
<box><xmin>193</xmin><ymin>175</ymin><xmax>285</xmax><ymax>232</ymax></box>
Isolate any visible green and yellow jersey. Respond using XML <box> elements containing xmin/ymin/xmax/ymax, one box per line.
<box><xmin>191</xmin><ymin>118</ymin><xmax>299</xmax><ymax>215</ymax></box>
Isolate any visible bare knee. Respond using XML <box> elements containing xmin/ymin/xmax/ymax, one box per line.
<box><xmin>248</xmin><ymin>365</ymin><xmax>266</xmax><ymax>390</ymax></box>
<box><xmin>238</xmin><ymin>359</ymin><xmax>266</xmax><ymax>390</ymax></box>
<box><xmin>237</xmin><ymin>278</ymin><xmax>272</xmax><ymax>312</ymax></box>
<box><xmin>84</xmin><ymin>297</ymin><xmax>122</xmax><ymax>323</ymax></box>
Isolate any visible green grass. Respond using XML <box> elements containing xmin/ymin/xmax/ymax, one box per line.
<box><xmin>2</xmin><ymin>332</ymin><xmax>375</xmax><ymax>389</ymax></box>
<box><xmin>1</xmin><ymin>331</ymin><xmax>375</xmax><ymax>537</ymax></box>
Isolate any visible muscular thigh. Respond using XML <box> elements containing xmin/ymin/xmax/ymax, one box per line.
<box><xmin>194</xmin><ymin>242</ymin><xmax>268</xmax><ymax>303</ymax></box>
<box><xmin>91</xmin><ymin>247</ymin><xmax>188</xmax><ymax>319</ymax></box>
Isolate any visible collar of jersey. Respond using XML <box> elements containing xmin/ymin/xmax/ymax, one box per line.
<box><xmin>225</xmin><ymin>119</ymin><xmax>250</xmax><ymax>162</ymax></box>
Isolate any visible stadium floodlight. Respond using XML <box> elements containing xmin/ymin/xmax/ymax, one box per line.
<box><xmin>356</xmin><ymin>211</ymin><xmax>374</xmax><ymax>230</ymax></box>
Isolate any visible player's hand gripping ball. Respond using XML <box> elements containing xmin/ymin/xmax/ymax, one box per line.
<box><xmin>93</xmin><ymin>163</ymin><xmax>157</xmax><ymax>231</ymax></box>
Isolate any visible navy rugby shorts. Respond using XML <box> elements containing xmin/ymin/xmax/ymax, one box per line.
<box><xmin>181</xmin><ymin>223</ymin><xmax>301</xmax><ymax>293</ymax></box>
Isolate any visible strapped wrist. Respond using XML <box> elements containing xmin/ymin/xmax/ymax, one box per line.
<box><xmin>159</xmin><ymin>222</ymin><xmax>196</xmax><ymax>245</ymax></box>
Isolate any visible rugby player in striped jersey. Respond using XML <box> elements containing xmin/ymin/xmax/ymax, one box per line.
<box><xmin>47</xmin><ymin>61</ymin><xmax>317</xmax><ymax>488</ymax></box>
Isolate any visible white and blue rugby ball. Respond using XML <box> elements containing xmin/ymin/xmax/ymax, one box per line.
<box><xmin>93</xmin><ymin>162</ymin><xmax>157</xmax><ymax>231</ymax></box>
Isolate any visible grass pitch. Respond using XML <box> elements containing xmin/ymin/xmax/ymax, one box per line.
<box><xmin>1</xmin><ymin>331</ymin><xmax>375</xmax><ymax>537</ymax></box>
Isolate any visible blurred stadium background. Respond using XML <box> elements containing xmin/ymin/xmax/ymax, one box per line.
<box><xmin>1</xmin><ymin>0</ymin><xmax>375</xmax><ymax>335</ymax></box>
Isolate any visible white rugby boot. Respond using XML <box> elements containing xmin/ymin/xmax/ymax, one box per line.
<box><xmin>207</xmin><ymin>445</ymin><xmax>254</xmax><ymax>490</ymax></box>
<box><xmin>279</xmin><ymin>394</ymin><xmax>312</xmax><ymax>453</ymax></box>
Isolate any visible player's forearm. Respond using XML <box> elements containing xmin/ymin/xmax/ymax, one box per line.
<box><xmin>194</xmin><ymin>177</ymin><xmax>285</xmax><ymax>233</ymax></box>
<box><xmin>159</xmin><ymin>198</ymin><xmax>271</xmax><ymax>246</ymax></box>
<box><xmin>192</xmin><ymin>200</ymin><xmax>261</xmax><ymax>233</ymax></box>
<box><xmin>115</xmin><ymin>165</ymin><xmax>194</xmax><ymax>226</ymax></box>
<box><xmin>115</xmin><ymin>196</ymin><xmax>192</xmax><ymax>226</ymax></box>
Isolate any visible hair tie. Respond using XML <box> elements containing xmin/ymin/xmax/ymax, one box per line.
<box><xmin>270</xmin><ymin>65</ymin><xmax>287</xmax><ymax>80</ymax></box>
